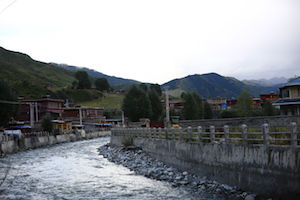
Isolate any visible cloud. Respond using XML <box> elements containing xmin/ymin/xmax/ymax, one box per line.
<box><xmin>0</xmin><ymin>0</ymin><xmax>299</xmax><ymax>84</ymax></box>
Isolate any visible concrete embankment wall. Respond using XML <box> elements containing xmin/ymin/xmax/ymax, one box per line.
<box><xmin>111</xmin><ymin>135</ymin><xmax>300</xmax><ymax>199</ymax></box>
<box><xmin>1</xmin><ymin>131</ymin><xmax>111</xmax><ymax>155</ymax></box>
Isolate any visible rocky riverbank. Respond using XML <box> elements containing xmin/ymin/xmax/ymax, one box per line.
<box><xmin>98</xmin><ymin>143</ymin><xmax>258</xmax><ymax>200</ymax></box>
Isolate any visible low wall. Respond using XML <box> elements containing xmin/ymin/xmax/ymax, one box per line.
<box><xmin>0</xmin><ymin>131</ymin><xmax>111</xmax><ymax>156</ymax></box>
<box><xmin>111</xmin><ymin>135</ymin><xmax>300</xmax><ymax>199</ymax></box>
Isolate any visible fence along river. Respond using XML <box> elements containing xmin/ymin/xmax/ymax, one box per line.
<box><xmin>0</xmin><ymin>137</ymin><xmax>225</xmax><ymax>200</ymax></box>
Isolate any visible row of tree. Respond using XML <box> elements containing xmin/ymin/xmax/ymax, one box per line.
<box><xmin>121</xmin><ymin>84</ymin><xmax>214</xmax><ymax>122</ymax></box>
<box><xmin>121</xmin><ymin>85</ymin><xmax>279</xmax><ymax>123</ymax></box>
<box><xmin>73</xmin><ymin>71</ymin><xmax>110</xmax><ymax>92</ymax></box>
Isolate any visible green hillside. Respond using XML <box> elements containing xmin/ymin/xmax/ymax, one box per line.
<box><xmin>0</xmin><ymin>47</ymin><xmax>76</xmax><ymax>87</ymax></box>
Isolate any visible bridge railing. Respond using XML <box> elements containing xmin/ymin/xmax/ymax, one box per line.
<box><xmin>112</xmin><ymin>122</ymin><xmax>300</xmax><ymax>147</ymax></box>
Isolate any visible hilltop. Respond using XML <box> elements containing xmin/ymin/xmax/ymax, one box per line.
<box><xmin>0</xmin><ymin>46</ymin><xmax>284</xmax><ymax>102</ymax></box>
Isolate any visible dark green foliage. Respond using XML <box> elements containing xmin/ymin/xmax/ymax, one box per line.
<box><xmin>41</xmin><ymin>113</ymin><xmax>53</xmax><ymax>132</ymax></box>
<box><xmin>204</xmin><ymin>102</ymin><xmax>213</xmax><ymax>119</ymax></box>
<box><xmin>56</xmin><ymin>89</ymin><xmax>102</xmax><ymax>103</ymax></box>
<box><xmin>150</xmin><ymin>84</ymin><xmax>162</xmax><ymax>96</ymax></box>
<box><xmin>181</xmin><ymin>92</ymin><xmax>203</xmax><ymax>120</ymax></box>
<box><xmin>0</xmin><ymin>77</ymin><xmax>19</xmax><ymax>126</ymax></box>
<box><xmin>218</xmin><ymin>109</ymin><xmax>239</xmax><ymax>118</ymax></box>
<box><xmin>263</xmin><ymin>100</ymin><xmax>278</xmax><ymax>116</ymax></box>
<box><xmin>192</xmin><ymin>92</ymin><xmax>203</xmax><ymax>118</ymax></box>
<box><xmin>139</xmin><ymin>83</ymin><xmax>148</xmax><ymax>92</ymax></box>
<box><xmin>122</xmin><ymin>85</ymin><xmax>152</xmax><ymax>122</ymax></box>
<box><xmin>148</xmin><ymin>89</ymin><xmax>163</xmax><ymax>121</ymax></box>
<box><xmin>12</xmin><ymin>81</ymin><xmax>57</xmax><ymax>99</ymax></box>
<box><xmin>95</xmin><ymin>78</ymin><xmax>110</xmax><ymax>92</ymax></box>
<box><xmin>75</xmin><ymin>71</ymin><xmax>91</xmax><ymax>89</ymax></box>
<box><xmin>236</xmin><ymin>89</ymin><xmax>253</xmax><ymax>117</ymax></box>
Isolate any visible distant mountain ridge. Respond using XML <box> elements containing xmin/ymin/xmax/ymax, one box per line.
<box><xmin>0</xmin><ymin>46</ymin><xmax>283</xmax><ymax>99</ymax></box>
<box><xmin>162</xmin><ymin>73</ymin><xmax>269</xmax><ymax>99</ymax></box>
<box><xmin>52</xmin><ymin>63</ymin><xmax>141</xmax><ymax>86</ymax></box>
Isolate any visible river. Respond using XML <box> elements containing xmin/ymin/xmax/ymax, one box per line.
<box><xmin>0</xmin><ymin>137</ymin><xmax>225</xmax><ymax>200</ymax></box>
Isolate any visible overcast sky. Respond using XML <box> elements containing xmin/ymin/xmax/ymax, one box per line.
<box><xmin>0</xmin><ymin>0</ymin><xmax>299</xmax><ymax>84</ymax></box>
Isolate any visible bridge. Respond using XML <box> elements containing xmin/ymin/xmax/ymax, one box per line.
<box><xmin>111</xmin><ymin>123</ymin><xmax>300</xmax><ymax>199</ymax></box>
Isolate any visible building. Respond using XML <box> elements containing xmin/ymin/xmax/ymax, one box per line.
<box><xmin>273</xmin><ymin>77</ymin><xmax>300</xmax><ymax>115</ymax></box>
<box><xmin>260</xmin><ymin>92</ymin><xmax>281</xmax><ymax>103</ymax></box>
<box><xmin>204</xmin><ymin>97</ymin><xmax>227</xmax><ymax>110</ymax></box>
<box><xmin>63</xmin><ymin>106</ymin><xmax>104</xmax><ymax>119</ymax></box>
<box><xmin>17</xmin><ymin>97</ymin><xmax>64</xmax><ymax>122</ymax></box>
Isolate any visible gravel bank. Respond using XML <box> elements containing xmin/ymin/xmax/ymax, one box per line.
<box><xmin>98</xmin><ymin>143</ymin><xmax>258</xmax><ymax>200</ymax></box>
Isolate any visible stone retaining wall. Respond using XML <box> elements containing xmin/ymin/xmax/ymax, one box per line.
<box><xmin>0</xmin><ymin>131</ymin><xmax>111</xmax><ymax>156</ymax></box>
<box><xmin>110</xmin><ymin>135</ymin><xmax>300</xmax><ymax>199</ymax></box>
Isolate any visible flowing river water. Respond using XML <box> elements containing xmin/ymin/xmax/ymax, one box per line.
<box><xmin>0</xmin><ymin>137</ymin><xmax>226</xmax><ymax>200</ymax></box>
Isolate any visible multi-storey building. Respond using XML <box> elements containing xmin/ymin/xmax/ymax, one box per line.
<box><xmin>273</xmin><ymin>77</ymin><xmax>300</xmax><ymax>115</ymax></box>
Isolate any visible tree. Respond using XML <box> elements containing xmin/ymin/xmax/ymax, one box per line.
<box><xmin>181</xmin><ymin>92</ymin><xmax>202</xmax><ymax>120</ymax></box>
<box><xmin>203</xmin><ymin>102</ymin><xmax>213</xmax><ymax>119</ymax></box>
<box><xmin>192</xmin><ymin>92</ymin><xmax>203</xmax><ymax>119</ymax></box>
<box><xmin>148</xmin><ymin>89</ymin><xmax>163</xmax><ymax>121</ymax></box>
<box><xmin>95</xmin><ymin>78</ymin><xmax>110</xmax><ymax>92</ymax></box>
<box><xmin>0</xmin><ymin>77</ymin><xmax>19</xmax><ymax>126</ymax></box>
<box><xmin>139</xmin><ymin>83</ymin><xmax>148</xmax><ymax>92</ymax></box>
<box><xmin>236</xmin><ymin>89</ymin><xmax>253</xmax><ymax>117</ymax></box>
<box><xmin>263</xmin><ymin>100</ymin><xmax>278</xmax><ymax>116</ymax></box>
<box><xmin>150</xmin><ymin>84</ymin><xmax>162</xmax><ymax>96</ymax></box>
<box><xmin>75</xmin><ymin>71</ymin><xmax>91</xmax><ymax>89</ymax></box>
<box><xmin>122</xmin><ymin>85</ymin><xmax>152</xmax><ymax>122</ymax></box>
<box><xmin>41</xmin><ymin>113</ymin><xmax>53</xmax><ymax>132</ymax></box>
<box><xmin>218</xmin><ymin>109</ymin><xmax>239</xmax><ymax>118</ymax></box>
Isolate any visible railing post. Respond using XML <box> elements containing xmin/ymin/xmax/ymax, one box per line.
<box><xmin>198</xmin><ymin>126</ymin><xmax>202</xmax><ymax>143</ymax></box>
<box><xmin>224</xmin><ymin>125</ymin><xmax>229</xmax><ymax>144</ymax></box>
<box><xmin>158</xmin><ymin>127</ymin><xmax>162</xmax><ymax>140</ymax></box>
<box><xmin>179</xmin><ymin>127</ymin><xmax>183</xmax><ymax>141</ymax></box>
<box><xmin>262</xmin><ymin>123</ymin><xmax>269</xmax><ymax>146</ymax></box>
<box><xmin>153</xmin><ymin>127</ymin><xmax>157</xmax><ymax>139</ymax></box>
<box><xmin>170</xmin><ymin>127</ymin><xmax>174</xmax><ymax>140</ymax></box>
<box><xmin>241</xmin><ymin>124</ymin><xmax>247</xmax><ymax>145</ymax></box>
<box><xmin>164</xmin><ymin>127</ymin><xmax>168</xmax><ymax>140</ymax></box>
<box><xmin>188</xmin><ymin>126</ymin><xmax>192</xmax><ymax>141</ymax></box>
<box><xmin>210</xmin><ymin>125</ymin><xmax>215</xmax><ymax>144</ymax></box>
<box><xmin>290</xmin><ymin>122</ymin><xmax>297</xmax><ymax>147</ymax></box>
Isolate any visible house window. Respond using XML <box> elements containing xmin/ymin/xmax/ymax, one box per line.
<box><xmin>282</xmin><ymin>89</ymin><xmax>289</xmax><ymax>98</ymax></box>
<box><xmin>298</xmin><ymin>87</ymin><xmax>300</xmax><ymax>97</ymax></box>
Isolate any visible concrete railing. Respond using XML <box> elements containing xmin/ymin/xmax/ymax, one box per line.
<box><xmin>110</xmin><ymin>123</ymin><xmax>300</xmax><ymax>199</ymax></box>
<box><xmin>112</xmin><ymin>122</ymin><xmax>299</xmax><ymax>147</ymax></box>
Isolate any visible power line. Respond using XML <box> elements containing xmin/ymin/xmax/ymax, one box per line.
<box><xmin>0</xmin><ymin>0</ymin><xmax>18</xmax><ymax>15</ymax></box>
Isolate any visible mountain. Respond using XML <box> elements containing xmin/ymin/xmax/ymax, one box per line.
<box><xmin>162</xmin><ymin>73</ymin><xmax>268</xmax><ymax>99</ymax></box>
<box><xmin>52</xmin><ymin>63</ymin><xmax>141</xmax><ymax>87</ymax></box>
<box><xmin>0</xmin><ymin>46</ymin><xmax>282</xmax><ymax>100</ymax></box>
<box><xmin>0</xmin><ymin>47</ymin><xmax>76</xmax><ymax>87</ymax></box>
<box><xmin>242</xmin><ymin>78</ymin><xmax>285</xmax><ymax>94</ymax></box>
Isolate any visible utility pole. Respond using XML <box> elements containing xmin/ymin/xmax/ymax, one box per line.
<box><xmin>79</xmin><ymin>107</ymin><xmax>82</xmax><ymax>126</ymax></box>
<box><xmin>29</xmin><ymin>103</ymin><xmax>35</xmax><ymax>128</ymax></box>
<box><xmin>164</xmin><ymin>86</ymin><xmax>170</xmax><ymax>127</ymax></box>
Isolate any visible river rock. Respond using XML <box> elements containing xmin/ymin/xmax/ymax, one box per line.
<box><xmin>97</xmin><ymin>144</ymin><xmax>259</xmax><ymax>200</ymax></box>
